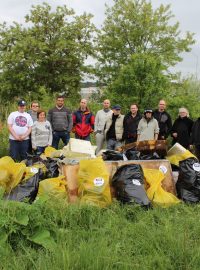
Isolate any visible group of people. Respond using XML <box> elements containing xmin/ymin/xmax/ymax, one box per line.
<box><xmin>7</xmin><ymin>96</ymin><xmax>200</xmax><ymax>161</ymax></box>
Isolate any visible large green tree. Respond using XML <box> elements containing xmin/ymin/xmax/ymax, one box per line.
<box><xmin>104</xmin><ymin>53</ymin><xmax>170</xmax><ymax>110</ymax></box>
<box><xmin>97</xmin><ymin>0</ymin><xmax>195</xmax><ymax>82</ymax></box>
<box><xmin>0</xmin><ymin>3</ymin><xmax>95</xmax><ymax>101</ymax></box>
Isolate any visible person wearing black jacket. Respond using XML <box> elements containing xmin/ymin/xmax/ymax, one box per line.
<box><xmin>191</xmin><ymin>118</ymin><xmax>200</xmax><ymax>160</ymax></box>
<box><xmin>154</xmin><ymin>100</ymin><xmax>172</xmax><ymax>139</ymax></box>
<box><xmin>171</xmin><ymin>108</ymin><xmax>193</xmax><ymax>149</ymax></box>
<box><xmin>123</xmin><ymin>104</ymin><xmax>142</xmax><ymax>144</ymax></box>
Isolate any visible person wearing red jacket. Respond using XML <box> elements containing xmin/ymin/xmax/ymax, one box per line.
<box><xmin>72</xmin><ymin>99</ymin><xmax>95</xmax><ymax>141</ymax></box>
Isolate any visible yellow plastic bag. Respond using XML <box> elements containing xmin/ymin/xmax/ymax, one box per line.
<box><xmin>78</xmin><ymin>157</ymin><xmax>112</xmax><ymax>207</ymax></box>
<box><xmin>0</xmin><ymin>156</ymin><xmax>15</xmax><ymax>167</ymax></box>
<box><xmin>143</xmin><ymin>168</ymin><xmax>180</xmax><ymax>207</ymax></box>
<box><xmin>0</xmin><ymin>156</ymin><xmax>26</xmax><ymax>191</ymax></box>
<box><xmin>0</xmin><ymin>169</ymin><xmax>10</xmax><ymax>190</ymax></box>
<box><xmin>8</xmin><ymin>163</ymin><xmax>26</xmax><ymax>190</ymax></box>
<box><xmin>38</xmin><ymin>176</ymin><xmax>67</xmax><ymax>200</ymax></box>
<box><xmin>44</xmin><ymin>146</ymin><xmax>61</xmax><ymax>158</ymax></box>
<box><xmin>167</xmin><ymin>143</ymin><xmax>196</xmax><ymax>166</ymax></box>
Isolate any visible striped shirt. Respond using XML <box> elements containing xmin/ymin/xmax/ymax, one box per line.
<box><xmin>31</xmin><ymin>120</ymin><xmax>52</xmax><ymax>148</ymax></box>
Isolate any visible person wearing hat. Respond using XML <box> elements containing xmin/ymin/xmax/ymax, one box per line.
<box><xmin>137</xmin><ymin>109</ymin><xmax>159</xmax><ymax>142</ymax></box>
<box><xmin>104</xmin><ymin>105</ymin><xmax>125</xmax><ymax>150</ymax></box>
<box><xmin>94</xmin><ymin>99</ymin><xmax>113</xmax><ymax>154</ymax></box>
<box><xmin>7</xmin><ymin>100</ymin><xmax>33</xmax><ymax>161</ymax></box>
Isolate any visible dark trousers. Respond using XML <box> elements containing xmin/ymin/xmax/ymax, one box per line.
<box><xmin>52</xmin><ymin>131</ymin><xmax>70</xmax><ymax>149</ymax></box>
<box><xmin>125</xmin><ymin>137</ymin><xmax>137</xmax><ymax>144</ymax></box>
<box><xmin>9</xmin><ymin>139</ymin><xmax>30</xmax><ymax>161</ymax></box>
<box><xmin>75</xmin><ymin>133</ymin><xmax>90</xmax><ymax>141</ymax></box>
<box><xmin>34</xmin><ymin>146</ymin><xmax>46</xmax><ymax>156</ymax></box>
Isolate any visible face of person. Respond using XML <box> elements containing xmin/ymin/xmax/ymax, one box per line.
<box><xmin>38</xmin><ymin>112</ymin><xmax>46</xmax><ymax>122</ymax></box>
<box><xmin>103</xmin><ymin>100</ymin><xmax>110</xmax><ymax>109</ymax></box>
<box><xmin>145</xmin><ymin>112</ymin><xmax>152</xmax><ymax>119</ymax></box>
<box><xmin>113</xmin><ymin>109</ymin><xmax>121</xmax><ymax>115</ymax></box>
<box><xmin>80</xmin><ymin>99</ymin><xmax>87</xmax><ymax>110</ymax></box>
<box><xmin>56</xmin><ymin>98</ymin><xmax>64</xmax><ymax>108</ymax></box>
<box><xmin>158</xmin><ymin>100</ymin><xmax>166</xmax><ymax>112</ymax></box>
<box><xmin>179</xmin><ymin>111</ymin><xmax>187</xmax><ymax>118</ymax></box>
<box><xmin>130</xmin><ymin>105</ymin><xmax>138</xmax><ymax>115</ymax></box>
<box><xmin>18</xmin><ymin>105</ymin><xmax>26</xmax><ymax>113</ymax></box>
<box><xmin>31</xmin><ymin>103</ymin><xmax>39</xmax><ymax>112</ymax></box>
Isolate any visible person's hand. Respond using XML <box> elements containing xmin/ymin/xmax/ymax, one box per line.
<box><xmin>19</xmin><ymin>135</ymin><xmax>26</xmax><ymax>141</ymax></box>
<box><xmin>172</xmin><ymin>133</ymin><xmax>177</xmax><ymax>138</ymax></box>
<box><xmin>15</xmin><ymin>135</ymin><xmax>21</xmax><ymax>141</ymax></box>
<box><xmin>189</xmin><ymin>145</ymin><xmax>194</xmax><ymax>150</ymax></box>
<box><xmin>161</xmin><ymin>136</ymin><xmax>165</xmax><ymax>140</ymax></box>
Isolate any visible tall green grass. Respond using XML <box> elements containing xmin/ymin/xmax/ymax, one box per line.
<box><xmin>1</xmin><ymin>195</ymin><xmax>200</xmax><ymax>270</ymax></box>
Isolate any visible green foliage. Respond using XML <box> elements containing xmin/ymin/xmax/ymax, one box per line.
<box><xmin>97</xmin><ymin>0</ymin><xmax>195</xmax><ymax>82</ymax></box>
<box><xmin>167</xmin><ymin>76</ymin><xmax>200</xmax><ymax>120</ymax></box>
<box><xmin>104</xmin><ymin>53</ymin><xmax>170</xmax><ymax>110</ymax></box>
<box><xmin>0</xmin><ymin>3</ymin><xmax>96</xmax><ymax>101</ymax></box>
<box><xmin>1</xmin><ymin>198</ymin><xmax>200</xmax><ymax>269</ymax></box>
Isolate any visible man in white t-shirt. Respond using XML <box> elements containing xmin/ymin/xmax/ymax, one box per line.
<box><xmin>7</xmin><ymin>100</ymin><xmax>33</xmax><ymax>161</ymax></box>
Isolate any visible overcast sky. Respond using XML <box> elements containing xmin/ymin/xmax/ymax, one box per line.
<box><xmin>0</xmin><ymin>0</ymin><xmax>199</xmax><ymax>78</ymax></box>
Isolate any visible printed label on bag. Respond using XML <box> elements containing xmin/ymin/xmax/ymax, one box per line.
<box><xmin>30</xmin><ymin>167</ymin><xmax>39</xmax><ymax>174</ymax></box>
<box><xmin>159</xmin><ymin>165</ymin><xmax>167</xmax><ymax>174</ymax></box>
<box><xmin>193</xmin><ymin>163</ymin><xmax>200</xmax><ymax>172</ymax></box>
<box><xmin>132</xmin><ymin>179</ymin><xmax>141</xmax><ymax>186</ymax></box>
<box><xmin>94</xmin><ymin>177</ymin><xmax>105</xmax><ymax>187</ymax></box>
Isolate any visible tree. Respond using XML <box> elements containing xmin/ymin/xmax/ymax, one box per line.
<box><xmin>104</xmin><ymin>53</ymin><xmax>170</xmax><ymax>110</ymax></box>
<box><xmin>0</xmin><ymin>3</ymin><xmax>96</xmax><ymax>101</ymax></box>
<box><xmin>97</xmin><ymin>0</ymin><xmax>195</xmax><ymax>82</ymax></box>
<box><xmin>167</xmin><ymin>76</ymin><xmax>200</xmax><ymax>120</ymax></box>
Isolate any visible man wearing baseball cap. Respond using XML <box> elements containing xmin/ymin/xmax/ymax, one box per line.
<box><xmin>7</xmin><ymin>100</ymin><xmax>33</xmax><ymax>161</ymax></box>
<box><xmin>104</xmin><ymin>104</ymin><xmax>125</xmax><ymax>150</ymax></box>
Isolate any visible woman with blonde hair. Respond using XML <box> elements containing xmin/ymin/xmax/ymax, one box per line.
<box><xmin>171</xmin><ymin>107</ymin><xmax>193</xmax><ymax>149</ymax></box>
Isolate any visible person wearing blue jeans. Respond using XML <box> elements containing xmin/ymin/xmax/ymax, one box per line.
<box><xmin>31</xmin><ymin>110</ymin><xmax>53</xmax><ymax>155</ymax></box>
<box><xmin>9</xmin><ymin>139</ymin><xmax>30</xmax><ymax>161</ymax></box>
<box><xmin>7</xmin><ymin>100</ymin><xmax>33</xmax><ymax>161</ymax></box>
<box><xmin>52</xmin><ymin>131</ymin><xmax>70</xmax><ymax>149</ymax></box>
<box><xmin>47</xmin><ymin>95</ymin><xmax>73</xmax><ymax>149</ymax></box>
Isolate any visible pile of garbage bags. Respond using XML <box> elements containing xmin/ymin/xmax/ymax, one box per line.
<box><xmin>0</xmin><ymin>154</ymin><xmax>64</xmax><ymax>203</ymax></box>
<box><xmin>1</xmin><ymin>138</ymin><xmax>200</xmax><ymax>208</ymax></box>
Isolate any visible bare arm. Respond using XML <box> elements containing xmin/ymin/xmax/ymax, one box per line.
<box><xmin>20</xmin><ymin>126</ymin><xmax>32</xmax><ymax>140</ymax></box>
<box><xmin>8</xmin><ymin>124</ymin><xmax>20</xmax><ymax>140</ymax></box>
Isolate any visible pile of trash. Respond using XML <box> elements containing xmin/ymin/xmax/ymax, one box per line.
<box><xmin>0</xmin><ymin>138</ymin><xmax>199</xmax><ymax>208</ymax></box>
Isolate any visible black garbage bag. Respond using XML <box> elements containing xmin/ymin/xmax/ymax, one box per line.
<box><xmin>45</xmin><ymin>158</ymin><xmax>59</xmax><ymax>178</ymax></box>
<box><xmin>112</xmin><ymin>164</ymin><xmax>151</xmax><ymax>207</ymax></box>
<box><xmin>25</xmin><ymin>154</ymin><xmax>45</xmax><ymax>166</ymax></box>
<box><xmin>125</xmin><ymin>149</ymin><xmax>140</xmax><ymax>160</ymax></box>
<box><xmin>102</xmin><ymin>150</ymin><xmax>125</xmax><ymax>161</ymax></box>
<box><xmin>5</xmin><ymin>171</ymin><xmax>41</xmax><ymax>203</ymax></box>
<box><xmin>176</xmin><ymin>157</ymin><xmax>200</xmax><ymax>203</ymax></box>
<box><xmin>140</xmin><ymin>152</ymin><xmax>161</xmax><ymax>160</ymax></box>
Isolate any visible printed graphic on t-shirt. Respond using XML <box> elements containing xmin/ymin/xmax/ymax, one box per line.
<box><xmin>15</xmin><ymin>116</ymin><xmax>28</xmax><ymax>127</ymax></box>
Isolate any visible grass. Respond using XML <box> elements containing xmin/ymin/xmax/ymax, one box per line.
<box><xmin>1</xmin><ymin>102</ymin><xmax>199</xmax><ymax>269</ymax></box>
<box><xmin>1</xmin><ymin>195</ymin><xmax>200</xmax><ymax>270</ymax></box>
